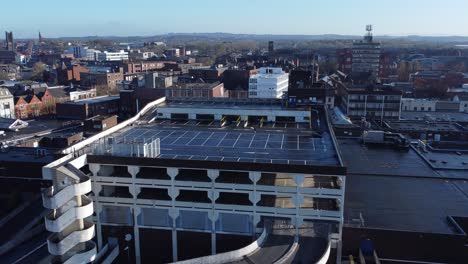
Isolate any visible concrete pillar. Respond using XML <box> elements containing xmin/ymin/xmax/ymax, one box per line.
<box><xmin>267</xmin><ymin>115</ymin><xmax>275</xmax><ymax>122</ymax></box>
<box><xmin>169</xmin><ymin>208</ymin><xmax>180</xmax><ymax>262</ymax></box>
<box><xmin>167</xmin><ymin>168</ymin><xmax>178</xmax><ymax>179</ymax></box>
<box><xmin>128</xmin><ymin>166</ymin><xmax>140</xmax><ymax>178</ymax></box>
<box><xmin>214</xmin><ymin>114</ymin><xmax>223</xmax><ymax>121</ymax></box>
<box><xmin>249</xmin><ymin>171</ymin><xmax>261</xmax><ymax>237</ymax></box>
<box><xmin>293</xmin><ymin>174</ymin><xmax>305</xmax><ymax>186</ymax></box>
<box><xmin>189</xmin><ymin>113</ymin><xmax>197</xmax><ymax>120</ymax></box>
<box><xmin>249</xmin><ymin>192</ymin><xmax>261</xmax><ymax>204</ymax></box>
<box><xmin>208</xmin><ymin>212</ymin><xmax>219</xmax><ymax>255</ymax></box>
<box><xmin>133</xmin><ymin>207</ymin><xmax>141</xmax><ymax>264</ymax></box>
<box><xmin>89</xmin><ymin>164</ymin><xmax>100</xmax><ymax>176</ymax></box>
<box><xmin>292</xmin><ymin>217</ymin><xmax>304</xmax><ymax>239</ymax></box>
<box><xmin>208</xmin><ymin>190</ymin><xmax>219</xmax><ymax>202</ymax></box>
<box><xmin>95</xmin><ymin>203</ymin><xmax>103</xmax><ymax>250</ymax></box>
<box><xmin>207</xmin><ymin>169</ymin><xmax>219</xmax><ymax>181</ymax></box>
<box><xmin>249</xmin><ymin>172</ymin><xmax>261</xmax><ymax>183</ymax></box>
<box><xmin>292</xmin><ymin>194</ymin><xmax>304</xmax><ymax>208</ymax></box>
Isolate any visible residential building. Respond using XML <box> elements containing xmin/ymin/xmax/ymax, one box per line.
<box><xmin>164</xmin><ymin>48</ymin><xmax>180</xmax><ymax>57</ymax></box>
<box><xmin>129</xmin><ymin>51</ymin><xmax>156</xmax><ymax>61</ymax></box>
<box><xmin>57</xmin><ymin>64</ymin><xmax>90</xmax><ymax>84</ymax></box>
<box><xmin>0</xmin><ymin>88</ymin><xmax>15</xmax><ymax>119</ymax></box>
<box><xmin>144</xmin><ymin>72</ymin><xmax>173</xmax><ymax>89</ymax></box>
<box><xmin>337</xmin><ymin>48</ymin><xmax>353</xmax><ymax>74</ymax></box>
<box><xmin>248</xmin><ymin>67</ymin><xmax>288</xmax><ymax>99</ymax></box>
<box><xmin>97</xmin><ymin>50</ymin><xmax>129</xmax><ymax>61</ymax></box>
<box><xmin>0</xmin><ymin>50</ymin><xmax>16</xmax><ymax>64</ymax></box>
<box><xmin>80</xmin><ymin>69</ymin><xmax>124</xmax><ymax>89</ymax></box>
<box><xmin>14</xmin><ymin>94</ymin><xmax>42</xmax><ymax>119</ymax></box>
<box><xmin>352</xmin><ymin>25</ymin><xmax>381</xmax><ymax>74</ymax></box>
<box><xmin>341</xmin><ymin>85</ymin><xmax>403</xmax><ymax>122</ymax></box>
<box><xmin>123</xmin><ymin>61</ymin><xmax>166</xmax><ymax>74</ymax></box>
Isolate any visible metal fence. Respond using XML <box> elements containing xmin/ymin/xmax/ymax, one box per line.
<box><xmin>91</xmin><ymin>136</ymin><xmax>160</xmax><ymax>158</ymax></box>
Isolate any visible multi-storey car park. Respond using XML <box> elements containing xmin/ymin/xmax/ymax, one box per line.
<box><xmin>41</xmin><ymin>97</ymin><xmax>346</xmax><ymax>264</ymax></box>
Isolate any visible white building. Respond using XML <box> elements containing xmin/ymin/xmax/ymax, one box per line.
<box><xmin>0</xmin><ymin>88</ymin><xmax>15</xmax><ymax>119</ymax></box>
<box><xmin>97</xmin><ymin>50</ymin><xmax>129</xmax><ymax>61</ymax></box>
<box><xmin>249</xmin><ymin>67</ymin><xmax>289</xmax><ymax>99</ymax></box>
<box><xmin>401</xmin><ymin>98</ymin><xmax>437</xmax><ymax>112</ymax></box>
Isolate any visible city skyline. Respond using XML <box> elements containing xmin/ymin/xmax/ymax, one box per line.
<box><xmin>1</xmin><ymin>0</ymin><xmax>468</xmax><ymax>38</ymax></box>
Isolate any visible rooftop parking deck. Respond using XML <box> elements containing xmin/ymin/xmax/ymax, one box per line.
<box><xmin>103</xmin><ymin>120</ymin><xmax>340</xmax><ymax>167</ymax></box>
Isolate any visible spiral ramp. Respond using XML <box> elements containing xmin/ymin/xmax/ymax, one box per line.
<box><xmin>42</xmin><ymin>162</ymin><xmax>97</xmax><ymax>264</ymax></box>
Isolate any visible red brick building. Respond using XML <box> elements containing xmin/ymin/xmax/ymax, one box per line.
<box><xmin>337</xmin><ymin>48</ymin><xmax>353</xmax><ymax>74</ymax></box>
<box><xmin>57</xmin><ymin>64</ymin><xmax>90</xmax><ymax>84</ymax></box>
<box><xmin>15</xmin><ymin>95</ymin><xmax>43</xmax><ymax>119</ymax></box>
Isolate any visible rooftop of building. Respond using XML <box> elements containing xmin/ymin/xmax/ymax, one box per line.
<box><xmin>157</xmin><ymin>98</ymin><xmax>310</xmax><ymax>111</ymax></box>
<box><xmin>61</xmin><ymin>95</ymin><xmax>119</xmax><ymax>105</ymax></box>
<box><xmin>345</xmin><ymin>174</ymin><xmax>468</xmax><ymax>234</ymax></box>
<box><xmin>415</xmin><ymin>141</ymin><xmax>468</xmax><ymax>171</ymax></box>
<box><xmin>88</xmin><ymin>100</ymin><xmax>343</xmax><ymax>171</ymax></box>
<box><xmin>385</xmin><ymin>121</ymin><xmax>466</xmax><ymax>132</ymax></box>
<box><xmin>101</xmin><ymin>119</ymin><xmax>340</xmax><ymax>168</ymax></box>
<box><xmin>0</xmin><ymin>119</ymin><xmax>72</xmax><ymax>143</ymax></box>
<box><xmin>401</xmin><ymin>111</ymin><xmax>468</xmax><ymax>123</ymax></box>
<box><xmin>0</xmin><ymin>147</ymin><xmax>57</xmax><ymax>163</ymax></box>
<box><xmin>339</xmin><ymin>138</ymin><xmax>468</xmax><ymax>234</ymax></box>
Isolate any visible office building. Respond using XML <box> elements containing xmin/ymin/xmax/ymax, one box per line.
<box><xmin>341</xmin><ymin>85</ymin><xmax>402</xmax><ymax>122</ymax></box>
<box><xmin>248</xmin><ymin>67</ymin><xmax>289</xmax><ymax>99</ymax></box>
<box><xmin>97</xmin><ymin>50</ymin><xmax>129</xmax><ymax>61</ymax></box>
<box><xmin>352</xmin><ymin>25</ymin><xmax>381</xmax><ymax>74</ymax></box>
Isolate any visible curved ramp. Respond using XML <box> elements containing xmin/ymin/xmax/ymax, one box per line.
<box><xmin>173</xmin><ymin>219</ymin><xmax>331</xmax><ymax>264</ymax></box>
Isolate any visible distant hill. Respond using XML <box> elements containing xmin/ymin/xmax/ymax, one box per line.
<box><xmin>54</xmin><ymin>33</ymin><xmax>468</xmax><ymax>42</ymax></box>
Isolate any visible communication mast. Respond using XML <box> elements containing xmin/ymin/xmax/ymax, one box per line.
<box><xmin>364</xmin><ymin>24</ymin><xmax>373</xmax><ymax>42</ymax></box>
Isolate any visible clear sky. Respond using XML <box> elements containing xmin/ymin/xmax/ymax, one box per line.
<box><xmin>1</xmin><ymin>0</ymin><xmax>467</xmax><ymax>38</ymax></box>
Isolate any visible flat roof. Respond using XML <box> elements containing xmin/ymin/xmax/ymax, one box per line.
<box><xmin>401</xmin><ymin>111</ymin><xmax>468</xmax><ymax>123</ymax></box>
<box><xmin>104</xmin><ymin>119</ymin><xmax>341</xmax><ymax>167</ymax></box>
<box><xmin>63</xmin><ymin>96</ymin><xmax>119</xmax><ymax>105</ymax></box>
<box><xmin>158</xmin><ymin>101</ymin><xmax>308</xmax><ymax>111</ymax></box>
<box><xmin>417</xmin><ymin>149</ymin><xmax>468</xmax><ymax>171</ymax></box>
<box><xmin>159</xmin><ymin>98</ymin><xmax>309</xmax><ymax>111</ymax></box>
<box><xmin>339</xmin><ymin>138</ymin><xmax>440</xmax><ymax>178</ymax></box>
<box><xmin>345</xmin><ymin>175</ymin><xmax>468</xmax><ymax>234</ymax></box>
<box><xmin>0</xmin><ymin>147</ymin><xmax>56</xmax><ymax>163</ymax></box>
<box><xmin>386</xmin><ymin>121</ymin><xmax>465</xmax><ymax>132</ymax></box>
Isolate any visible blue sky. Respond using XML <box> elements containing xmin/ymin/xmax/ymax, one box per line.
<box><xmin>1</xmin><ymin>0</ymin><xmax>467</xmax><ymax>38</ymax></box>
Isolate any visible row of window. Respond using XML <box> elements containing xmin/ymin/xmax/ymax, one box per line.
<box><xmin>350</xmin><ymin>110</ymin><xmax>399</xmax><ymax>117</ymax></box>
<box><xmin>349</xmin><ymin>95</ymin><xmax>401</xmax><ymax>101</ymax></box>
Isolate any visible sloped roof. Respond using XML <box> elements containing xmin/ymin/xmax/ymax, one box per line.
<box><xmin>0</xmin><ymin>118</ymin><xmax>28</xmax><ymax>130</ymax></box>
